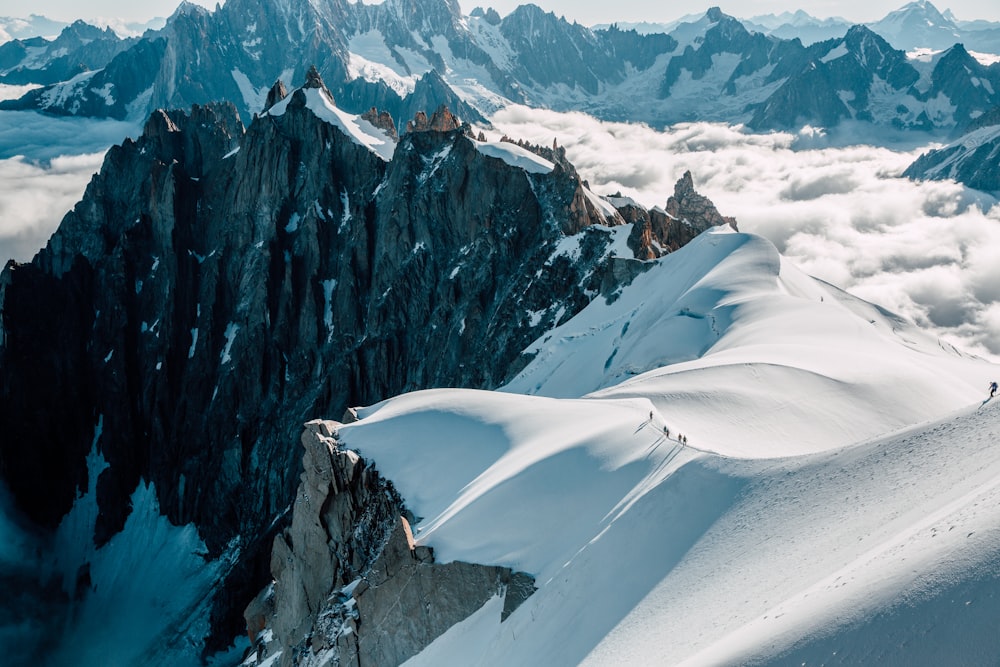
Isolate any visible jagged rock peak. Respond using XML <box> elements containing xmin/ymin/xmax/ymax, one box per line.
<box><xmin>470</xmin><ymin>6</ymin><xmax>502</xmax><ymax>24</ymax></box>
<box><xmin>406</xmin><ymin>104</ymin><xmax>462</xmax><ymax>133</ymax></box>
<box><xmin>264</xmin><ymin>79</ymin><xmax>288</xmax><ymax>112</ymax></box>
<box><xmin>623</xmin><ymin>171</ymin><xmax>737</xmax><ymax>260</ymax></box>
<box><xmin>137</xmin><ymin>103</ymin><xmax>244</xmax><ymax>176</ymax></box>
<box><xmin>247</xmin><ymin>421</ymin><xmax>536</xmax><ymax>666</ymax></box>
<box><xmin>667</xmin><ymin>170</ymin><xmax>738</xmax><ymax>231</ymax></box>
<box><xmin>143</xmin><ymin>108</ymin><xmax>182</xmax><ymax>138</ymax></box>
<box><xmin>361</xmin><ymin>106</ymin><xmax>399</xmax><ymax>141</ymax></box>
<box><xmin>706</xmin><ymin>6</ymin><xmax>725</xmax><ymax>21</ymax></box>
<box><xmin>303</xmin><ymin>64</ymin><xmax>325</xmax><ymax>90</ymax></box>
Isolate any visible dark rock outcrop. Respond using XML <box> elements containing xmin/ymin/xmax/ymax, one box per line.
<box><xmin>0</xmin><ymin>73</ymin><xmax>731</xmax><ymax>656</ymax></box>
<box><xmin>625</xmin><ymin>171</ymin><xmax>739</xmax><ymax>259</ymax></box>
<box><xmin>247</xmin><ymin>421</ymin><xmax>535</xmax><ymax>666</ymax></box>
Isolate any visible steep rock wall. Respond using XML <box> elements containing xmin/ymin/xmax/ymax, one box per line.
<box><xmin>246</xmin><ymin>420</ymin><xmax>535</xmax><ymax>667</ymax></box>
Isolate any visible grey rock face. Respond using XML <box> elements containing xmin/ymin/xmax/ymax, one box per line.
<box><xmin>249</xmin><ymin>421</ymin><xmax>535</xmax><ymax>667</ymax></box>
<box><xmin>625</xmin><ymin>171</ymin><xmax>739</xmax><ymax>260</ymax></box>
<box><xmin>0</xmin><ymin>74</ymin><xmax>730</xmax><ymax>653</ymax></box>
<box><xmin>903</xmin><ymin>114</ymin><xmax>1000</xmax><ymax>193</ymax></box>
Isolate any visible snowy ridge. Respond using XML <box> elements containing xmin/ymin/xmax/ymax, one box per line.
<box><xmin>508</xmin><ymin>229</ymin><xmax>987</xmax><ymax>456</ymax></box>
<box><xmin>331</xmin><ymin>226</ymin><xmax>999</xmax><ymax>665</ymax></box>
<box><xmin>473</xmin><ymin>139</ymin><xmax>554</xmax><ymax>174</ymax></box>
<box><xmin>267</xmin><ymin>86</ymin><xmax>397</xmax><ymax>161</ymax></box>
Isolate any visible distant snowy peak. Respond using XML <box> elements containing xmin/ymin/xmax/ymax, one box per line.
<box><xmin>740</xmin><ymin>11</ymin><xmax>851</xmax><ymax>46</ymax></box>
<box><xmin>867</xmin><ymin>0</ymin><xmax>961</xmax><ymax>50</ymax></box>
<box><xmin>866</xmin><ymin>0</ymin><xmax>1000</xmax><ymax>52</ymax></box>
<box><xmin>4</xmin><ymin>1</ymin><xmax>1000</xmax><ymax>132</ymax></box>
<box><xmin>747</xmin><ymin>9</ymin><xmax>847</xmax><ymax>30</ymax></box>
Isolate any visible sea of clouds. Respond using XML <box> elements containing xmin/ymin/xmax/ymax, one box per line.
<box><xmin>492</xmin><ymin>106</ymin><xmax>1000</xmax><ymax>360</ymax></box>
<box><xmin>0</xmin><ymin>85</ymin><xmax>140</xmax><ymax>265</ymax></box>
<box><xmin>1</xmin><ymin>97</ymin><xmax>999</xmax><ymax>360</ymax></box>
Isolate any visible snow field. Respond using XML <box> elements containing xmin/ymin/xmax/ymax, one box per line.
<box><xmin>336</xmin><ymin>227</ymin><xmax>1000</xmax><ymax>666</ymax></box>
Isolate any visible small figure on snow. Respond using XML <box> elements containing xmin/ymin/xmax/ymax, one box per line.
<box><xmin>649</xmin><ymin>410</ymin><xmax>654</xmax><ymax>422</ymax></box>
<box><xmin>682</xmin><ymin>435</ymin><xmax>688</xmax><ymax>444</ymax></box>
<box><xmin>663</xmin><ymin>426</ymin><xmax>669</xmax><ymax>438</ymax></box>
<box><xmin>991</xmin><ymin>381</ymin><xmax>998</xmax><ymax>398</ymax></box>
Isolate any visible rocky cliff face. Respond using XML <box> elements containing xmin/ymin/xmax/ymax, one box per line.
<box><xmin>623</xmin><ymin>170</ymin><xmax>739</xmax><ymax>260</ymax></box>
<box><xmin>244</xmin><ymin>420</ymin><xmax>535</xmax><ymax>667</ymax></box>
<box><xmin>0</xmin><ymin>70</ymin><xmax>732</xmax><ymax>657</ymax></box>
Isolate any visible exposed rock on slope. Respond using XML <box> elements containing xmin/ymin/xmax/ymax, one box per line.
<box><xmin>245</xmin><ymin>420</ymin><xmax>535</xmax><ymax>666</ymax></box>
<box><xmin>625</xmin><ymin>170</ymin><xmax>739</xmax><ymax>260</ymax></box>
<box><xmin>0</xmin><ymin>70</ymin><xmax>733</xmax><ymax>655</ymax></box>
<box><xmin>903</xmin><ymin>110</ymin><xmax>1000</xmax><ymax>193</ymax></box>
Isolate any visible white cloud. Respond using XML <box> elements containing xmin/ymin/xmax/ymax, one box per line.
<box><xmin>0</xmin><ymin>110</ymin><xmax>139</xmax><ymax>264</ymax></box>
<box><xmin>489</xmin><ymin>106</ymin><xmax>1000</xmax><ymax>360</ymax></box>
<box><xmin>0</xmin><ymin>110</ymin><xmax>139</xmax><ymax>161</ymax></box>
<box><xmin>0</xmin><ymin>152</ymin><xmax>105</xmax><ymax>264</ymax></box>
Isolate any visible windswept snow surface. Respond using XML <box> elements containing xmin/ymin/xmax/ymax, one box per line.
<box><xmin>267</xmin><ymin>86</ymin><xmax>396</xmax><ymax>161</ymax></box>
<box><xmin>337</xmin><ymin>227</ymin><xmax>1000</xmax><ymax>666</ymax></box>
<box><xmin>507</xmin><ymin>228</ymin><xmax>989</xmax><ymax>457</ymax></box>
<box><xmin>473</xmin><ymin>139</ymin><xmax>554</xmax><ymax>174</ymax></box>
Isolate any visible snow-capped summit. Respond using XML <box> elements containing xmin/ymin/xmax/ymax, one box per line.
<box><xmin>868</xmin><ymin>0</ymin><xmax>963</xmax><ymax>50</ymax></box>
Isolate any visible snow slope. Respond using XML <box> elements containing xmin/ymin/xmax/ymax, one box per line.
<box><xmin>336</xmin><ymin>228</ymin><xmax>1000</xmax><ymax>666</ymax></box>
<box><xmin>507</xmin><ymin>228</ymin><xmax>988</xmax><ymax>457</ymax></box>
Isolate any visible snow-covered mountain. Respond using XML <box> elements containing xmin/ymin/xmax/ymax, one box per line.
<box><xmin>903</xmin><ymin>108</ymin><xmax>1000</xmax><ymax>193</ymax></box>
<box><xmin>868</xmin><ymin>0</ymin><xmax>1000</xmax><ymax>53</ymax></box>
<box><xmin>2</xmin><ymin>67</ymin><xmax>999</xmax><ymax>667</ymax></box>
<box><xmin>5</xmin><ymin>3</ymin><xmax>1000</xmax><ymax>665</ymax></box>
<box><xmin>749</xmin><ymin>27</ymin><xmax>1000</xmax><ymax>130</ymax></box>
<box><xmin>0</xmin><ymin>20</ymin><xmax>133</xmax><ymax>87</ymax></box>
<box><xmin>245</xmin><ymin>227</ymin><xmax>999</xmax><ymax>666</ymax></box>
<box><xmin>4</xmin><ymin>1</ymin><xmax>1000</xmax><ymax>132</ymax></box>
<box><xmin>742</xmin><ymin>10</ymin><xmax>852</xmax><ymax>45</ymax></box>
<box><xmin>0</xmin><ymin>69</ymin><xmax>739</xmax><ymax>662</ymax></box>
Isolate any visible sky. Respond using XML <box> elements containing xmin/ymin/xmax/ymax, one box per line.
<box><xmin>4</xmin><ymin>0</ymin><xmax>1000</xmax><ymax>26</ymax></box>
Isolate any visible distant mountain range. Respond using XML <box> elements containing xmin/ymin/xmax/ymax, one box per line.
<box><xmin>0</xmin><ymin>13</ymin><xmax>164</xmax><ymax>42</ymax></box>
<box><xmin>605</xmin><ymin>1</ymin><xmax>1000</xmax><ymax>51</ymax></box>
<box><xmin>2</xmin><ymin>0</ymin><xmax>1000</xmax><ymax>134</ymax></box>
